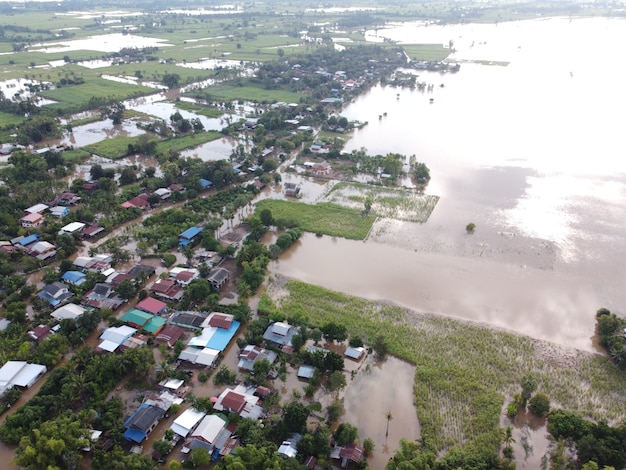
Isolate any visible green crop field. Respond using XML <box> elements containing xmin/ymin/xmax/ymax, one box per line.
<box><xmin>155</xmin><ymin>131</ymin><xmax>222</xmax><ymax>154</ymax></box>
<box><xmin>199</xmin><ymin>84</ymin><xmax>305</xmax><ymax>104</ymax></box>
<box><xmin>401</xmin><ymin>44</ymin><xmax>452</xmax><ymax>61</ymax></box>
<box><xmin>0</xmin><ymin>111</ymin><xmax>24</xmax><ymax>128</ymax></box>
<box><xmin>255</xmin><ymin>199</ymin><xmax>374</xmax><ymax>240</ymax></box>
<box><xmin>174</xmin><ymin>101</ymin><xmax>223</xmax><ymax>118</ymax></box>
<box><xmin>38</xmin><ymin>77</ymin><xmax>154</xmax><ymax>109</ymax></box>
<box><xmin>82</xmin><ymin>135</ymin><xmax>139</xmax><ymax>160</ymax></box>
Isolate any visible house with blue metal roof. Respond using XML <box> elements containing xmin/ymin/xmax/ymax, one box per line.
<box><xmin>61</xmin><ymin>270</ymin><xmax>87</xmax><ymax>286</ymax></box>
<box><xmin>199</xmin><ymin>179</ymin><xmax>213</xmax><ymax>190</ymax></box>
<box><xmin>37</xmin><ymin>281</ymin><xmax>73</xmax><ymax>307</ymax></box>
<box><xmin>124</xmin><ymin>403</ymin><xmax>165</xmax><ymax>443</ymax></box>
<box><xmin>16</xmin><ymin>234</ymin><xmax>39</xmax><ymax>247</ymax></box>
<box><xmin>179</xmin><ymin>226</ymin><xmax>204</xmax><ymax>247</ymax></box>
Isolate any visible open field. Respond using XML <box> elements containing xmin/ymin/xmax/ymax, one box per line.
<box><xmin>155</xmin><ymin>131</ymin><xmax>222</xmax><ymax>154</ymax></box>
<box><xmin>82</xmin><ymin>135</ymin><xmax>139</xmax><ymax>160</ymax></box>
<box><xmin>175</xmin><ymin>101</ymin><xmax>223</xmax><ymax>118</ymax></box>
<box><xmin>270</xmin><ymin>277</ymin><xmax>626</xmax><ymax>454</ymax></box>
<box><xmin>401</xmin><ymin>44</ymin><xmax>452</xmax><ymax>62</ymax></box>
<box><xmin>194</xmin><ymin>84</ymin><xmax>306</xmax><ymax>103</ymax></box>
<box><xmin>0</xmin><ymin>111</ymin><xmax>23</xmax><ymax>128</ymax></box>
<box><xmin>81</xmin><ymin>130</ymin><xmax>223</xmax><ymax>159</ymax></box>
<box><xmin>255</xmin><ymin>199</ymin><xmax>375</xmax><ymax>240</ymax></box>
<box><xmin>38</xmin><ymin>77</ymin><xmax>154</xmax><ymax>109</ymax></box>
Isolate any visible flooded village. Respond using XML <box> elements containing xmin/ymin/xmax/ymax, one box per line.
<box><xmin>1</xmin><ymin>2</ymin><xmax>626</xmax><ymax>470</ymax></box>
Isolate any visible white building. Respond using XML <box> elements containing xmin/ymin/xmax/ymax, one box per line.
<box><xmin>58</xmin><ymin>222</ymin><xmax>86</xmax><ymax>235</ymax></box>
<box><xmin>25</xmin><ymin>203</ymin><xmax>49</xmax><ymax>214</ymax></box>
<box><xmin>178</xmin><ymin>347</ymin><xmax>220</xmax><ymax>367</ymax></box>
<box><xmin>189</xmin><ymin>414</ymin><xmax>226</xmax><ymax>448</ymax></box>
<box><xmin>0</xmin><ymin>361</ymin><xmax>47</xmax><ymax>396</ymax></box>
<box><xmin>51</xmin><ymin>303</ymin><xmax>85</xmax><ymax>321</ymax></box>
<box><xmin>170</xmin><ymin>408</ymin><xmax>206</xmax><ymax>438</ymax></box>
<box><xmin>99</xmin><ymin>325</ymin><xmax>137</xmax><ymax>352</ymax></box>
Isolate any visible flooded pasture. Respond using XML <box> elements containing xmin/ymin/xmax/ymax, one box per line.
<box><xmin>179</xmin><ymin>136</ymin><xmax>239</xmax><ymax>162</ymax></box>
<box><xmin>61</xmin><ymin>119</ymin><xmax>146</xmax><ymax>147</ymax></box>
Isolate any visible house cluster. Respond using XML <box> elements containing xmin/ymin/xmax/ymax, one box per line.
<box><xmin>123</xmin><ymin>382</ymin><xmax>271</xmax><ymax>461</ymax></box>
<box><xmin>177</xmin><ymin>312</ymin><xmax>240</xmax><ymax>367</ymax></box>
<box><xmin>303</xmin><ymin>159</ymin><xmax>332</xmax><ymax>176</ymax></box>
<box><xmin>120</xmin><ymin>184</ymin><xmax>190</xmax><ymax>211</ymax></box>
<box><xmin>16</xmin><ymin>198</ymin><xmax>105</xmax><ymax>239</ymax></box>
<box><xmin>14</xmin><ymin>193</ymin><xmax>104</xmax><ymax>239</ymax></box>
<box><xmin>17</xmin><ymin>193</ymin><xmax>84</xmax><ymax>227</ymax></box>
<box><xmin>2</xmin><ymin>233</ymin><xmax>58</xmax><ymax>262</ymax></box>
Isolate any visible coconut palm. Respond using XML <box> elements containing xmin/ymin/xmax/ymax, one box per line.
<box><xmin>503</xmin><ymin>426</ymin><xmax>515</xmax><ymax>446</ymax></box>
<box><xmin>385</xmin><ymin>410</ymin><xmax>393</xmax><ymax>438</ymax></box>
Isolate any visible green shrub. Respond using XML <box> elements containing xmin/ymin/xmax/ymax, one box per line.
<box><xmin>529</xmin><ymin>392</ymin><xmax>550</xmax><ymax>416</ymax></box>
<box><xmin>506</xmin><ymin>402</ymin><xmax>518</xmax><ymax>419</ymax></box>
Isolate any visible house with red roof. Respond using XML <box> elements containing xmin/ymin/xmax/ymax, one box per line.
<box><xmin>206</xmin><ymin>313</ymin><xmax>234</xmax><ymax>330</ymax></box>
<box><xmin>150</xmin><ymin>278</ymin><xmax>184</xmax><ymax>301</ymax></box>
<box><xmin>331</xmin><ymin>444</ymin><xmax>364</xmax><ymax>468</ymax></box>
<box><xmin>20</xmin><ymin>212</ymin><xmax>45</xmax><ymax>228</ymax></box>
<box><xmin>213</xmin><ymin>386</ymin><xmax>263</xmax><ymax>419</ymax></box>
<box><xmin>136</xmin><ymin>297</ymin><xmax>168</xmax><ymax>315</ymax></box>
<box><xmin>154</xmin><ymin>325</ymin><xmax>185</xmax><ymax>348</ymax></box>
<box><xmin>121</xmin><ymin>193</ymin><xmax>150</xmax><ymax>210</ymax></box>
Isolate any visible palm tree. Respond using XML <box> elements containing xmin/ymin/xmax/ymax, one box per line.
<box><xmin>156</xmin><ymin>361</ymin><xmax>172</xmax><ymax>382</ymax></box>
<box><xmin>69</xmin><ymin>371</ymin><xmax>88</xmax><ymax>402</ymax></box>
<box><xmin>385</xmin><ymin>410</ymin><xmax>393</xmax><ymax>438</ymax></box>
<box><xmin>503</xmin><ymin>426</ymin><xmax>515</xmax><ymax>446</ymax></box>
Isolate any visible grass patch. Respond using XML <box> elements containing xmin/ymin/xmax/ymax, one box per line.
<box><xmin>68</xmin><ymin>115</ymin><xmax>102</xmax><ymax>127</ymax></box>
<box><xmin>82</xmin><ymin>135</ymin><xmax>139</xmax><ymax>160</ymax></box>
<box><xmin>155</xmin><ymin>131</ymin><xmax>222</xmax><ymax>154</ymax></box>
<box><xmin>400</xmin><ymin>44</ymin><xmax>452</xmax><ymax>62</ymax></box>
<box><xmin>82</xmin><ymin>131</ymin><xmax>223</xmax><ymax>160</ymax></box>
<box><xmin>175</xmin><ymin>100</ymin><xmax>223</xmax><ymax>118</ymax></box>
<box><xmin>255</xmin><ymin>199</ymin><xmax>374</xmax><ymax>240</ymax></box>
<box><xmin>273</xmin><ymin>279</ymin><xmax>626</xmax><ymax>454</ymax></box>
<box><xmin>0</xmin><ymin>111</ymin><xmax>24</xmax><ymax>128</ymax></box>
<box><xmin>198</xmin><ymin>84</ymin><xmax>305</xmax><ymax>104</ymax></box>
<box><xmin>38</xmin><ymin>77</ymin><xmax>153</xmax><ymax>110</ymax></box>
<box><xmin>325</xmin><ymin>182</ymin><xmax>439</xmax><ymax>223</ymax></box>
<box><xmin>62</xmin><ymin>148</ymin><xmax>91</xmax><ymax>165</ymax></box>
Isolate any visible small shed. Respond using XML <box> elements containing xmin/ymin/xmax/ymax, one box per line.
<box><xmin>297</xmin><ymin>365</ymin><xmax>315</xmax><ymax>380</ymax></box>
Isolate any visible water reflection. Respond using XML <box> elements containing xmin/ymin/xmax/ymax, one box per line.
<box><xmin>28</xmin><ymin>33</ymin><xmax>171</xmax><ymax>54</ymax></box>
<box><xmin>61</xmin><ymin>120</ymin><xmax>146</xmax><ymax>147</ymax></box>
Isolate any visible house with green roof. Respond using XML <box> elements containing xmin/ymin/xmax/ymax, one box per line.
<box><xmin>144</xmin><ymin>316</ymin><xmax>166</xmax><ymax>335</ymax></box>
<box><xmin>120</xmin><ymin>308</ymin><xmax>165</xmax><ymax>335</ymax></box>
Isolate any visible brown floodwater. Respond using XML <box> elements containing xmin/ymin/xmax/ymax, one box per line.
<box><xmin>342</xmin><ymin>355</ymin><xmax>420</xmax><ymax>470</ymax></box>
<box><xmin>510</xmin><ymin>411</ymin><xmax>550</xmax><ymax>469</ymax></box>
<box><xmin>270</xmin><ymin>231</ymin><xmax>606</xmax><ymax>351</ymax></box>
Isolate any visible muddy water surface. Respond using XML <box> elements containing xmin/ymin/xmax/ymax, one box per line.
<box><xmin>343</xmin><ymin>355</ymin><xmax>420</xmax><ymax>470</ymax></box>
